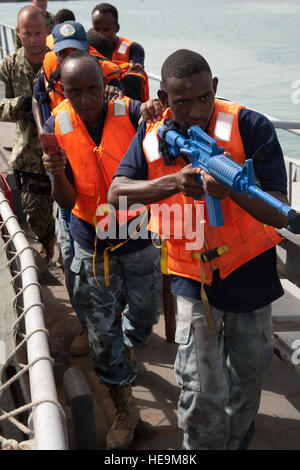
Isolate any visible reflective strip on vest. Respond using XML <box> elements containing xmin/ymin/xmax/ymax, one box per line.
<box><xmin>117</xmin><ymin>40</ymin><xmax>130</xmax><ymax>55</ymax></box>
<box><xmin>214</xmin><ymin>112</ymin><xmax>234</xmax><ymax>142</ymax></box>
<box><xmin>113</xmin><ymin>99</ymin><xmax>127</xmax><ymax>116</ymax></box>
<box><xmin>143</xmin><ymin>129</ymin><xmax>162</xmax><ymax>163</ymax></box>
<box><xmin>56</xmin><ymin>110</ymin><xmax>73</xmax><ymax>136</ymax></box>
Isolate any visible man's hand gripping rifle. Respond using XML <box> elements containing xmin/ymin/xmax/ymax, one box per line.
<box><xmin>158</xmin><ymin>125</ymin><xmax>296</xmax><ymax>227</ymax></box>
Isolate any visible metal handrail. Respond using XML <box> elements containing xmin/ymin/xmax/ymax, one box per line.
<box><xmin>147</xmin><ymin>72</ymin><xmax>162</xmax><ymax>83</ymax></box>
<box><xmin>0</xmin><ymin>190</ymin><xmax>68</xmax><ymax>450</ymax></box>
<box><xmin>0</xmin><ymin>24</ymin><xmax>15</xmax><ymax>60</ymax></box>
<box><xmin>250</xmin><ymin>110</ymin><xmax>300</xmax><ymax>136</ymax></box>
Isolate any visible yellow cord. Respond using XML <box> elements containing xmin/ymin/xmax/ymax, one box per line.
<box><xmin>94</xmin><ymin>208</ymin><xmax>149</xmax><ymax>287</ymax></box>
<box><xmin>160</xmin><ymin>237</ymin><xmax>169</xmax><ymax>275</ymax></box>
<box><xmin>192</xmin><ymin>252</ymin><xmax>217</xmax><ymax>336</ymax></box>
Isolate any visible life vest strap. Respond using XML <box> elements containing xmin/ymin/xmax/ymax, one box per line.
<box><xmin>193</xmin><ymin>244</ymin><xmax>229</xmax><ymax>263</ymax></box>
<box><xmin>198</xmin><ymin>262</ymin><xmax>217</xmax><ymax>336</ymax></box>
<box><xmin>45</xmin><ymin>68</ymin><xmax>65</xmax><ymax>98</ymax></box>
<box><xmin>160</xmin><ymin>237</ymin><xmax>169</xmax><ymax>275</ymax></box>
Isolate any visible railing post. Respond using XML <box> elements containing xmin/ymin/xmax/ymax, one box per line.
<box><xmin>3</xmin><ymin>26</ymin><xmax>9</xmax><ymax>57</ymax></box>
<box><xmin>0</xmin><ymin>25</ymin><xmax>3</xmax><ymax>60</ymax></box>
<box><xmin>289</xmin><ymin>161</ymin><xmax>293</xmax><ymax>205</ymax></box>
<box><xmin>0</xmin><ymin>24</ymin><xmax>16</xmax><ymax>59</ymax></box>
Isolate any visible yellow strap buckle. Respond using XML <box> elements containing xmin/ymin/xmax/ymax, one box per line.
<box><xmin>193</xmin><ymin>244</ymin><xmax>228</xmax><ymax>263</ymax></box>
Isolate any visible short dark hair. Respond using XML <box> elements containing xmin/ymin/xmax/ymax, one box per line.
<box><xmin>61</xmin><ymin>50</ymin><xmax>103</xmax><ymax>78</ymax></box>
<box><xmin>55</xmin><ymin>9</ymin><xmax>75</xmax><ymax>24</ymax></box>
<box><xmin>161</xmin><ymin>49</ymin><xmax>212</xmax><ymax>88</ymax></box>
<box><xmin>92</xmin><ymin>3</ymin><xmax>118</xmax><ymax>22</ymax></box>
<box><xmin>87</xmin><ymin>29</ymin><xmax>112</xmax><ymax>59</ymax></box>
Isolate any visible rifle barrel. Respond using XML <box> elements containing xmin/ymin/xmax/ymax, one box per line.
<box><xmin>248</xmin><ymin>185</ymin><xmax>296</xmax><ymax>219</ymax></box>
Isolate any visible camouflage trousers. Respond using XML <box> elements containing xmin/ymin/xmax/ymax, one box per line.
<box><xmin>20</xmin><ymin>180</ymin><xmax>55</xmax><ymax>247</ymax></box>
<box><xmin>55</xmin><ymin>207</ymin><xmax>87</xmax><ymax>327</ymax></box>
<box><xmin>174</xmin><ymin>295</ymin><xmax>274</xmax><ymax>450</ymax></box>
<box><xmin>70</xmin><ymin>241</ymin><xmax>162</xmax><ymax>387</ymax></box>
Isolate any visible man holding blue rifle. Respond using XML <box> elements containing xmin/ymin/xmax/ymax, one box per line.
<box><xmin>108</xmin><ymin>49</ymin><xmax>292</xmax><ymax>450</ymax></box>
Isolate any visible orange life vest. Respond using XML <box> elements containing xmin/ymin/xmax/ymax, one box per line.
<box><xmin>143</xmin><ymin>99</ymin><xmax>283</xmax><ymax>285</ymax></box>
<box><xmin>53</xmin><ymin>96</ymin><xmax>136</xmax><ymax>226</ymax></box>
<box><xmin>111</xmin><ymin>37</ymin><xmax>149</xmax><ymax>101</ymax></box>
<box><xmin>112</xmin><ymin>36</ymin><xmax>132</xmax><ymax>65</ymax></box>
<box><xmin>43</xmin><ymin>46</ymin><xmax>122</xmax><ymax>111</ymax></box>
<box><xmin>119</xmin><ymin>62</ymin><xmax>149</xmax><ymax>102</ymax></box>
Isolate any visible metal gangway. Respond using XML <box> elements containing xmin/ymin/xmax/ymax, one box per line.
<box><xmin>0</xmin><ymin>24</ymin><xmax>15</xmax><ymax>60</ymax></box>
<box><xmin>0</xmin><ymin>184</ymin><xmax>68</xmax><ymax>450</ymax></box>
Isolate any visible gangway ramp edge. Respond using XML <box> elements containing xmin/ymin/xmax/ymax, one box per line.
<box><xmin>0</xmin><ymin>188</ymin><xmax>68</xmax><ymax>450</ymax></box>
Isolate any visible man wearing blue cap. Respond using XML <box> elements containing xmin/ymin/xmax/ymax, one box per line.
<box><xmin>46</xmin><ymin>9</ymin><xmax>76</xmax><ymax>49</ymax></box>
<box><xmin>52</xmin><ymin>21</ymin><xmax>88</xmax><ymax>57</ymax></box>
<box><xmin>33</xmin><ymin>20</ymin><xmax>122</xmax><ymax>134</ymax></box>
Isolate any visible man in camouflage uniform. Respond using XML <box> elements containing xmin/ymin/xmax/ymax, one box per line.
<box><xmin>14</xmin><ymin>0</ymin><xmax>55</xmax><ymax>50</ymax></box>
<box><xmin>0</xmin><ymin>5</ymin><xmax>55</xmax><ymax>262</ymax></box>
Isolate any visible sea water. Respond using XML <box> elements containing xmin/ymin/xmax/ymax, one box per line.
<box><xmin>1</xmin><ymin>0</ymin><xmax>300</xmax><ymax>159</ymax></box>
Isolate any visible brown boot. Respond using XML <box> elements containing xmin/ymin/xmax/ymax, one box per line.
<box><xmin>106</xmin><ymin>384</ymin><xmax>140</xmax><ymax>450</ymax></box>
<box><xmin>39</xmin><ymin>237</ymin><xmax>55</xmax><ymax>265</ymax></box>
<box><xmin>70</xmin><ymin>327</ymin><xmax>90</xmax><ymax>356</ymax></box>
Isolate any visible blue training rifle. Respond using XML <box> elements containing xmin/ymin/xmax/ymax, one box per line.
<box><xmin>158</xmin><ymin>124</ymin><xmax>296</xmax><ymax>227</ymax></box>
